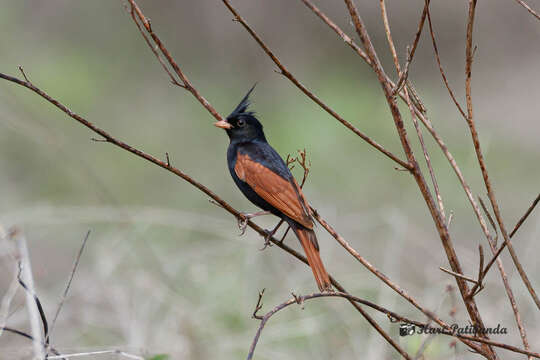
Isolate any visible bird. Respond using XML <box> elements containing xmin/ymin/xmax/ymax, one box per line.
<box><xmin>214</xmin><ymin>86</ymin><xmax>332</xmax><ymax>292</ymax></box>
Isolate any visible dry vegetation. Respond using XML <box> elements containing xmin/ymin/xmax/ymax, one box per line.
<box><xmin>0</xmin><ymin>0</ymin><xmax>539</xmax><ymax>359</ymax></box>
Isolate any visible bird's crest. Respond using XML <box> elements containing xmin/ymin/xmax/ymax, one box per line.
<box><xmin>228</xmin><ymin>84</ymin><xmax>257</xmax><ymax>119</ymax></box>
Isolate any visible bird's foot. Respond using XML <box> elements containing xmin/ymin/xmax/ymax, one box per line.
<box><xmin>237</xmin><ymin>217</ymin><xmax>249</xmax><ymax>236</ymax></box>
<box><xmin>321</xmin><ymin>285</ymin><xmax>335</xmax><ymax>293</ymax></box>
<box><xmin>259</xmin><ymin>229</ymin><xmax>275</xmax><ymax>251</ymax></box>
<box><xmin>259</xmin><ymin>220</ymin><xmax>284</xmax><ymax>250</ymax></box>
<box><xmin>237</xmin><ymin>211</ymin><xmax>271</xmax><ymax>236</ymax></box>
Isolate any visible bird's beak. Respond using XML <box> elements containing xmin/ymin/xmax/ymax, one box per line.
<box><xmin>214</xmin><ymin>120</ymin><xmax>232</xmax><ymax>129</ymax></box>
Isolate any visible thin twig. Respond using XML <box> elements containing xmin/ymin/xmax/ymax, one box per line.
<box><xmin>13</xmin><ymin>228</ymin><xmax>46</xmax><ymax>359</ymax></box>
<box><xmin>246</xmin><ymin>291</ymin><xmax>414</xmax><ymax>360</ymax></box>
<box><xmin>464</xmin><ymin>2</ymin><xmax>532</xmax><ymax>356</ymax></box>
<box><xmin>300</xmin><ymin>0</ymin><xmax>371</xmax><ymax>66</ymax></box>
<box><xmin>379</xmin><ymin>0</ymin><xmax>445</xmax><ymax>218</ymax></box>
<box><xmin>379</xmin><ymin>0</ymin><xmax>400</xmax><ymax>72</ymax></box>
<box><xmin>126</xmin><ymin>0</ymin><xmax>223</xmax><ymax>121</ymax></box>
<box><xmin>302</xmin><ymin>0</ymin><xmax>494</xmax><ymax>254</ymax></box>
<box><xmin>246</xmin><ymin>291</ymin><xmax>540</xmax><ymax>360</ymax></box>
<box><xmin>472</xmin><ymin>194</ymin><xmax>540</xmax><ymax>298</ymax></box>
<box><xmin>46</xmin><ymin>349</ymin><xmax>144</xmax><ymax>359</ymax></box>
<box><xmin>413</xmin><ymin>285</ymin><xmax>455</xmax><ymax>359</ymax></box>
<box><xmin>425</xmin><ymin>1</ymin><xmax>467</xmax><ymax>119</ymax></box>
<box><xmin>439</xmin><ymin>267</ymin><xmax>479</xmax><ymax>285</ymax></box>
<box><xmin>0</xmin><ymin>65</ymin><xmax>428</xmax><ymax>359</ymax></box>
<box><xmin>46</xmin><ymin>230</ymin><xmax>91</xmax><ymax>348</ymax></box>
<box><xmin>343</xmin><ymin>2</ymin><xmax>493</xmax><ymax>355</ymax></box>
<box><xmin>221</xmin><ymin>0</ymin><xmax>412</xmax><ymax>171</ymax></box>
<box><xmin>510</xmin><ymin>193</ymin><xmax>540</xmax><ymax>238</ymax></box>
<box><xmin>252</xmin><ymin>289</ymin><xmax>265</xmax><ymax>320</ymax></box>
<box><xmin>0</xmin><ymin>229</ymin><xmax>19</xmax><ymax>338</ymax></box>
<box><xmin>0</xmin><ymin>327</ymin><xmax>66</xmax><ymax>359</ymax></box>
<box><xmin>392</xmin><ymin>0</ymin><xmax>429</xmax><ymax>95</ymax></box>
<box><xmin>477</xmin><ymin>245</ymin><xmax>484</xmax><ymax>291</ymax></box>
<box><xmin>126</xmin><ymin>2</ymin><xmax>183</xmax><ymax>87</ymax></box>
<box><xmin>311</xmin><ymin>209</ymin><xmax>484</xmax><ymax>354</ymax></box>
<box><xmin>479</xmin><ymin>196</ymin><xmax>499</xmax><ymax>245</ymax></box>
<box><xmin>512</xmin><ymin>0</ymin><xmax>540</xmax><ymax>20</ymax></box>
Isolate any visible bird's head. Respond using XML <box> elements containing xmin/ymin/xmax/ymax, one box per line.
<box><xmin>214</xmin><ymin>85</ymin><xmax>266</xmax><ymax>142</ymax></box>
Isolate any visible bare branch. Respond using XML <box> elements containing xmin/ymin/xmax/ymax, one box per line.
<box><xmin>512</xmin><ymin>0</ymin><xmax>540</xmax><ymax>20</ymax></box>
<box><xmin>126</xmin><ymin>0</ymin><xmax>224</xmax><ymax>121</ymax></box>
<box><xmin>0</xmin><ymin>66</ymin><xmax>424</xmax><ymax>359</ymax></box>
<box><xmin>13</xmin><ymin>228</ymin><xmax>46</xmax><ymax>359</ymax></box>
<box><xmin>510</xmin><ymin>193</ymin><xmax>540</xmax><ymax>238</ymax></box>
<box><xmin>246</xmin><ymin>291</ymin><xmax>540</xmax><ymax>360</ymax></box>
<box><xmin>46</xmin><ymin>349</ymin><xmax>144</xmax><ymax>359</ymax></box>
<box><xmin>0</xmin><ymin>327</ymin><xmax>66</xmax><ymax>359</ymax></box>
<box><xmin>439</xmin><ymin>267</ymin><xmax>479</xmax><ymax>285</ymax></box>
<box><xmin>473</xmin><ymin>194</ymin><xmax>540</xmax><ymax>299</ymax></box>
<box><xmin>392</xmin><ymin>0</ymin><xmax>429</xmax><ymax>95</ymax></box>
<box><xmin>425</xmin><ymin>1</ymin><xmax>467</xmax><ymax>119</ymax></box>
<box><xmin>46</xmin><ymin>230</ymin><xmax>91</xmax><ymax>348</ymax></box>
<box><xmin>221</xmin><ymin>0</ymin><xmax>412</xmax><ymax>171</ymax></box>
<box><xmin>464</xmin><ymin>2</ymin><xmax>532</xmax><ymax>355</ymax></box>
<box><xmin>252</xmin><ymin>289</ymin><xmax>265</xmax><ymax>320</ymax></box>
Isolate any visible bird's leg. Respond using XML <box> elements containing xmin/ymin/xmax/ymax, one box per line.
<box><xmin>260</xmin><ymin>219</ymin><xmax>284</xmax><ymax>250</ymax></box>
<box><xmin>237</xmin><ymin>211</ymin><xmax>270</xmax><ymax>235</ymax></box>
<box><xmin>278</xmin><ymin>226</ymin><xmax>292</xmax><ymax>244</ymax></box>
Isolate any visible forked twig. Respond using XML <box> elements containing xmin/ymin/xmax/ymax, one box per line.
<box><xmin>252</xmin><ymin>289</ymin><xmax>265</xmax><ymax>320</ymax></box>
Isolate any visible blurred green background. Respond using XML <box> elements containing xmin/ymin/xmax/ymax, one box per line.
<box><xmin>0</xmin><ymin>0</ymin><xmax>539</xmax><ymax>359</ymax></box>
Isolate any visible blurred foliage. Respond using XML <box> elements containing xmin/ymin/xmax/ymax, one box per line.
<box><xmin>0</xmin><ymin>0</ymin><xmax>539</xmax><ymax>359</ymax></box>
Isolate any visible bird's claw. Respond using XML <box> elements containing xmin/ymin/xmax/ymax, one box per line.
<box><xmin>259</xmin><ymin>229</ymin><xmax>274</xmax><ymax>251</ymax></box>
<box><xmin>237</xmin><ymin>216</ymin><xmax>249</xmax><ymax>236</ymax></box>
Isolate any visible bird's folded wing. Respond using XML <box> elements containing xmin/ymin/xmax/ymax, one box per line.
<box><xmin>235</xmin><ymin>152</ymin><xmax>313</xmax><ymax>229</ymax></box>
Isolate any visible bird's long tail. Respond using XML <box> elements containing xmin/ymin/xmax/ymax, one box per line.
<box><xmin>290</xmin><ymin>224</ymin><xmax>332</xmax><ymax>292</ymax></box>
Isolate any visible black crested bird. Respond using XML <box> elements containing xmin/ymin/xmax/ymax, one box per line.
<box><xmin>214</xmin><ymin>86</ymin><xmax>332</xmax><ymax>291</ymax></box>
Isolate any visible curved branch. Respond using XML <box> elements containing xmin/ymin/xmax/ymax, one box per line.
<box><xmin>247</xmin><ymin>292</ymin><xmax>540</xmax><ymax>360</ymax></box>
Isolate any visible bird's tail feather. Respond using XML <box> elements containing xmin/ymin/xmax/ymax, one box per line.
<box><xmin>291</xmin><ymin>225</ymin><xmax>332</xmax><ymax>292</ymax></box>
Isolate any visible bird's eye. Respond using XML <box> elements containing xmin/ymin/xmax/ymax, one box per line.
<box><xmin>237</xmin><ymin>119</ymin><xmax>246</xmax><ymax>127</ymax></box>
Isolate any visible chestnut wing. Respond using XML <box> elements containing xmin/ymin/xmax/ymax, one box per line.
<box><xmin>235</xmin><ymin>152</ymin><xmax>313</xmax><ymax>229</ymax></box>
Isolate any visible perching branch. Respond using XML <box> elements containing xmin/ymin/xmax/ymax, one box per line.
<box><xmin>0</xmin><ymin>65</ymin><xmax>417</xmax><ymax>359</ymax></box>
<box><xmin>1</xmin><ymin>1</ymin><xmax>538</xmax><ymax>359</ymax></box>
